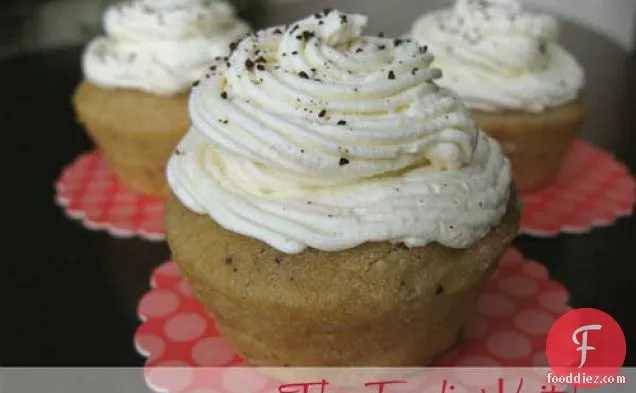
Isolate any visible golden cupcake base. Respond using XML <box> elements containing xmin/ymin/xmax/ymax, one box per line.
<box><xmin>165</xmin><ymin>191</ymin><xmax>520</xmax><ymax>366</ymax></box>
<box><xmin>72</xmin><ymin>80</ymin><xmax>190</xmax><ymax>197</ymax></box>
<box><xmin>472</xmin><ymin>99</ymin><xmax>585</xmax><ymax>193</ymax></box>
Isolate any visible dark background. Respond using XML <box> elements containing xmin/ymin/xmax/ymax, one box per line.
<box><xmin>2</xmin><ymin>0</ymin><xmax>636</xmax><ymax>367</ymax></box>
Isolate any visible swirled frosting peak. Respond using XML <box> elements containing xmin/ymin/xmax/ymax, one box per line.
<box><xmin>167</xmin><ymin>10</ymin><xmax>513</xmax><ymax>254</ymax></box>
<box><xmin>82</xmin><ymin>0</ymin><xmax>250</xmax><ymax>95</ymax></box>
<box><xmin>411</xmin><ymin>0</ymin><xmax>584</xmax><ymax>112</ymax></box>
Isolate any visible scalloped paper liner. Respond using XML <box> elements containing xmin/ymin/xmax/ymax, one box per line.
<box><xmin>134</xmin><ymin>248</ymin><xmax>572</xmax><ymax>393</ymax></box>
<box><xmin>519</xmin><ymin>140</ymin><xmax>635</xmax><ymax>236</ymax></box>
<box><xmin>55</xmin><ymin>152</ymin><xmax>165</xmax><ymax>241</ymax></box>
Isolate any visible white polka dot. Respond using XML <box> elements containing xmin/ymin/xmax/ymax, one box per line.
<box><xmin>146</xmin><ymin>361</ymin><xmax>193</xmax><ymax>392</ymax></box>
<box><xmin>222</xmin><ymin>368</ymin><xmax>269</xmax><ymax>393</ymax></box>
<box><xmin>521</xmin><ymin>262</ymin><xmax>549</xmax><ymax>279</ymax></box>
<box><xmin>192</xmin><ymin>337</ymin><xmax>236</xmax><ymax>366</ymax></box>
<box><xmin>139</xmin><ymin>290</ymin><xmax>180</xmax><ymax>318</ymax></box>
<box><xmin>487</xmin><ymin>331</ymin><xmax>532</xmax><ymax>359</ymax></box>
<box><xmin>158</xmin><ymin>262</ymin><xmax>181</xmax><ymax>277</ymax></box>
<box><xmin>464</xmin><ymin>317</ymin><xmax>488</xmax><ymax>339</ymax></box>
<box><xmin>498</xmin><ymin>276</ymin><xmax>538</xmax><ymax>297</ymax></box>
<box><xmin>165</xmin><ymin>313</ymin><xmax>208</xmax><ymax>342</ymax></box>
<box><xmin>477</xmin><ymin>293</ymin><xmax>515</xmax><ymax>317</ymax></box>
<box><xmin>538</xmin><ymin>290</ymin><xmax>571</xmax><ymax>314</ymax></box>
<box><xmin>514</xmin><ymin>310</ymin><xmax>556</xmax><ymax>335</ymax></box>
<box><xmin>178</xmin><ymin>281</ymin><xmax>193</xmax><ymax>297</ymax></box>
<box><xmin>135</xmin><ymin>335</ymin><xmax>165</xmax><ymax>362</ymax></box>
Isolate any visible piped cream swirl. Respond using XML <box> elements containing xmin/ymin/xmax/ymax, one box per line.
<box><xmin>167</xmin><ymin>10</ymin><xmax>512</xmax><ymax>254</ymax></box>
<box><xmin>82</xmin><ymin>0</ymin><xmax>250</xmax><ymax>95</ymax></box>
<box><xmin>411</xmin><ymin>0</ymin><xmax>584</xmax><ymax>112</ymax></box>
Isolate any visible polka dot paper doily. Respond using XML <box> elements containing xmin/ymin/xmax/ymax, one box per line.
<box><xmin>520</xmin><ymin>140</ymin><xmax>635</xmax><ymax>236</ymax></box>
<box><xmin>135</xmin><ymin>248</ymin><xmax>571</xmax><ymax>393</ymax></box>
<box><xmin>55</xmin><ymin>151</ymin><xmax>165</xmax><ymax>241</ymax></box>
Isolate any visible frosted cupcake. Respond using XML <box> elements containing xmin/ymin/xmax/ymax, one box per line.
<box><xmin>165</xmin><ymin>10</ymin><xmax>520</xmax><ymax>366</ymax></box>
<box><xmin>411</xmin><ymin>0</ymin><xmax>585</xmax><ymax>192</ymax></box>
<box><xmin>72</xmin><ymin>0</ymin><xmax>250</xmax><ymax>196</ymax></box>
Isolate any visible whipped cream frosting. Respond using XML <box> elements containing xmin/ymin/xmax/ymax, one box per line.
<box><xmin>167</xmin><ymin>10</ymin><xmax>513</xmax><ymax>254</ymax></box>
<box><xmin>411</xmin><ymin>0</ymin><xmax>584</xmax><ymax>112</ymax></box>
<box><xmin>82</xmin><ymin>0</ymin><xmax>250</xmax><ymax>95</ymax></box>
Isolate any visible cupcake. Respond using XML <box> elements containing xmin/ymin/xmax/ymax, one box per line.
<box><xmin>411</xmin><ymin>0</ymin><xmax>585</xmax><ymax>192</ymax></box>
<box><xmin>165</xmin><ymin>10</ymin><xmax>520</xmax><ymax>366</ymax></box>
<box><xmin>72</xmin><ymin>0</ymin><xmax>250</xmax><ymax>196</ymax></box>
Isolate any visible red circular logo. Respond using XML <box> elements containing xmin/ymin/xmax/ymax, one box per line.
<box><xmin>546</xmin><ymin>308</ymin><xmax>626</xmax><ymax>388</ymax></box>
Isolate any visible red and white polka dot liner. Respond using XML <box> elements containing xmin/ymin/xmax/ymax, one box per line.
<box><xmin>519</xmin><ymin>140</ymin><xmax>635</xmax><ymax>236</ymax></box>
<box><xmin>135</xmin><ymin>248</ymin><xmax>571</xmax><ymax>393</ymax></box>
<box><xmin>55</xmin><ymin>151</ymin><xmax>165</xmax><ymax>241</ymax></box>
<box><xmin>56</xmin><ymin>142</ymin><xmax>634</xmax><ymax>242</ymax></box>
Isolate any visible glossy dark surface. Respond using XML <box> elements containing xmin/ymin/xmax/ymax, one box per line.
<box><xmin>3</xmin><ymin>0</ymin><xmax>636</xmax><ymax>367</ymax></box>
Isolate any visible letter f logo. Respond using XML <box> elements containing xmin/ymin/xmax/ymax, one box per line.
<box><xmin>573</xmin><ymin>324</ymin><xmax>602</xmax><ymax>368</ymax></box>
